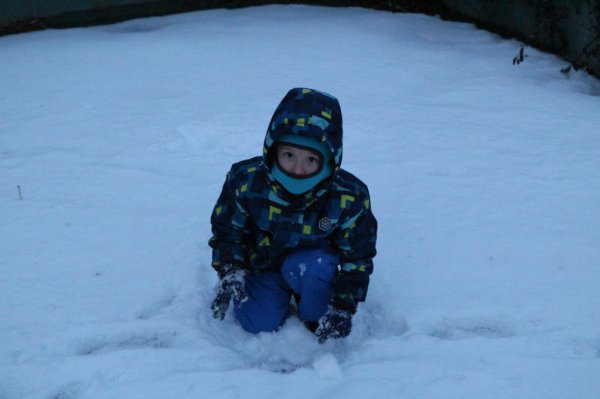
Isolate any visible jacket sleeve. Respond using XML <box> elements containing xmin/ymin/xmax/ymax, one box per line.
<box><xmin>208</xmin><ymin>168</ymin><xmax>250</xmax><ymax>275</ymax></box>
<box><xmin>331</xmin><ymin>189</ymin><xmax>377</xmax><ymax>313</ymax></box>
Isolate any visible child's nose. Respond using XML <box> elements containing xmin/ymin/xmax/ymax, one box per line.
<box><xmin>292</xmin><ymin>162</ymin><xmax>304</xmax><ymax>175</ymax></box>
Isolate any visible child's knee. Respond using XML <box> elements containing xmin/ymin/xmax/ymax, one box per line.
<box><xmin>282</xmin><ymin>248</ymin><xmax>339</xmax><ymax>283</ymax></box>
<box><xmin>234</xmin><ymin>305</ymin><xmax>288</xmax><ymax>333</ymax></box>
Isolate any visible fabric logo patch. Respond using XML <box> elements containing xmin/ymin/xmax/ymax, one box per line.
<box><xmin>318</xmin><ymin>217</ymin><xmax>332</xmax><ymax>231</ymax></box>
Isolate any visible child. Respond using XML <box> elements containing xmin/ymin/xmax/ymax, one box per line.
<box><xmin>209</xmin><ymin>88</ymin><xmax>377</xmax><ymax>342</ymax></box>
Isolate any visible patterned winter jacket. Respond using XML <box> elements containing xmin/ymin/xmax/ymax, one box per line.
<box><xmin>209</xmin><ymin>88</ymin><xmax>377</xmax><ymax>312</ymax></box>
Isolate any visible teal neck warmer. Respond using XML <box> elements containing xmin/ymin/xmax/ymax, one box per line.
<box><xmin>272</xmin><ymin>134</ymin><xmax>333</xmax><ymax>195</ymax></box>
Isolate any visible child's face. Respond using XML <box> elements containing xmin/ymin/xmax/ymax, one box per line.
<box><xmin>276</xmin><ymin>144</ymin><xmax>322</xmax><ymax>177</ymax></box>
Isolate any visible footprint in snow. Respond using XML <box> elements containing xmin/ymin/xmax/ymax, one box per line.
<box><xmin>76</xmin><ymin>331</ymin><xmax>176</xmax><ymax>356</ymax></box>
<box><xmin>427</xmin><ymin>317</ymin><xmax>516</xmax><ymax>340</ymax></box>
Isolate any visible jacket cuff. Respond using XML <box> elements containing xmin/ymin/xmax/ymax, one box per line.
<box><xmin>215</xmin><ymin>262</ymin><xmax>244</xmax><ymax>279</ymax></box>
<box><xmin>331</xmin><ymin>295</ymin><xmax>357</xmax><ymax>315</ymax></box>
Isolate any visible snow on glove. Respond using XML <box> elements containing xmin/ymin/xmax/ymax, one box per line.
<box><xmin>315</xmin><ymin>306</ymin><xmax>353</xmax><ymax>343</ymax></box>
<box><xmin>211</xmin><ymin>265</ymin><xmax>248</xmax><ymax>320</ymax></box>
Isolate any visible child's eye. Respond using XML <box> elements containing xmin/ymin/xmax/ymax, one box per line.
<box><xmin>308</xmin><ymin>156</ymin><xmax>319</xmax><ymax>164</ymax></box>
<box><xmin>283</xmin><ymin>152</ymin><xmax>294</xmax><ymax>158</ymax></box>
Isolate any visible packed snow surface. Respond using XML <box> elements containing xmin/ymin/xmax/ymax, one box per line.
<box><xmin>1</xmin><ymin>5</ymin><xmax>599</xmax><ymax>399</ymax></box>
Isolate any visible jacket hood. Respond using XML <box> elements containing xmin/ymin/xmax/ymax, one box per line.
<box><xmin>263</xmin><ymin>88</ymin><xmax>343</xmax><ymax>175</ymax></box>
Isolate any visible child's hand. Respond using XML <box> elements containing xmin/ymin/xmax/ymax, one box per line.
<box><xmin>211</xmin><ymin>265</ymin><xmax>248</xmax><ymax>320</ymax></box>
<box><xmin>315</xmin><ymin>306</ymin><xmax>353</xmax><ymax>343</ymax></box>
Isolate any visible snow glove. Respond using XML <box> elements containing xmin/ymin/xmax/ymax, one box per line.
<box><xmin>211</xmin><ymin>264</ymin><xmax>248</xmax><ymax>320</ymax></box>
<box><xmin>315</xmin><ymin>306</ymin><xmax>353</xmax><ymax>343</ymax></box>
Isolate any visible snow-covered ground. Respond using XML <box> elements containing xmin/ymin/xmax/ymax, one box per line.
<box><xmin>1</xmin><ymin>5</ymin><xmax>599</xmax><ymax>398</ymax></box>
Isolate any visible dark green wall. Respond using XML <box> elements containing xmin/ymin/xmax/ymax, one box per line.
<box><xmin>1</xmin><ymin>0</ymin><xmax>598</xmax><ymax>77</ymax></box>
<box><xmin>0</xmin><ymin>0</ymin><xmax>281</xmax><ymax>31</ymax></box>
<box><xmin>1</xmin><ymin>0</ymin><xmax>152</xmax><ymax>23</ymax></box>
<box><xmin>436</xmin><ymin>0</ymin><xmax>599</xmax><ymax>76</ymax></box>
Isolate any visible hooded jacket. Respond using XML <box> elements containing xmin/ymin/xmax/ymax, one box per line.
<box><xmin>209</xmin><ymin>88</ymin><xmax>377</xmax><ymax>312</ymax></box>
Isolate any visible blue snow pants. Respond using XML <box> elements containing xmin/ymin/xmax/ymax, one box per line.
<box><xmin>233</xmin><ymin>248</ymin><xmax>339</xmax><ymax>334</ymax></box>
